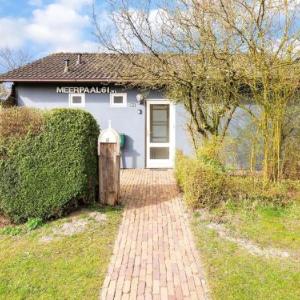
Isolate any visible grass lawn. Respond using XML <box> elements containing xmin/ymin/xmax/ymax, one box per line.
<box><xmin>192</xmin><ymin>200</ymin><xmax>300</xmax><ymax>300</ymax></box>
<box><xmin>0</xmin><ymin>206</ymin><xmax>122</xmax><ymax>300</ymax></box>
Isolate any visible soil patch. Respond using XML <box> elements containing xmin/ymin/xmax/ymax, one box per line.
<box><xmin>40</xmin><ymin>210</ymin><xmax>107</xmax><ymax>244</ymax></box>
<box><xmin>53</xmin><ymin>219</ymin><xmax>88</xmax><ymax>236</ymax></box>
<box><xmin>88</xmin><ymin>211</ymin><xmax>107</xmax><ymax>223</ymax></box>
<box><xmin>0</xmin><ymin>215</ymin><xmax>10</xmax><ymax>228</ymax></box>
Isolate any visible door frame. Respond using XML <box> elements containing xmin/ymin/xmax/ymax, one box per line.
<box><xmin>146</xmin><ymin>99</ymin><xmax>175</xmax><ymax>168</ymax></box>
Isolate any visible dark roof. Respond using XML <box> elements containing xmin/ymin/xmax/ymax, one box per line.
<box><xmin>0</xmin><ymin>53</ymin><xmax>142</xmax><ymax>83</ymax></box>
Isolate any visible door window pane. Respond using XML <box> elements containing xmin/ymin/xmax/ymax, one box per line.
<box><xmin>150</xmin><ymin>104</ymin><xmax>169</xmax><ymax>143</ymax></box>
<box><xmin>152</xmin><ymin>110</ymin><xmax>168</xmax><ymax>122</ymax></box>
<box><xmin>152</xmin><ymin>125</ymin><xmax>168</xmax><ymax>140</ymax></box>
<box><xmin>150</xmin><ymin>147</ymin><xmax>169</xmax><ymax>159</ymax></box>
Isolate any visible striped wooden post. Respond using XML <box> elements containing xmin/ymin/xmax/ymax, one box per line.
<box><xmin>99</xmin><ymin>143</ymin><xmax>120</xmax><ymax>205</ymax></box>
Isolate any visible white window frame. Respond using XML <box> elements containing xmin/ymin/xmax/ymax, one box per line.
<box><xmin>69</xmin><ymin>93</ymin><xmax>85</xmax><ymax>108</ymax></box>
<box><xmin>110</xmin><ymin>93</ymin><xmax>127</xmax><ymax>108</ymax></box>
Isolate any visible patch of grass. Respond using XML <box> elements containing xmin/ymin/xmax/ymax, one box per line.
<box><xmin>0</xmin><ymin>206</ymin><xmax>122</xmax><ymax>300</ymax></box>
<box><xmin>0</xmin><ymin>217</ymin><xmax>44</xmax><ymax>236</ymax></box>
<box><xmin>0</xmin><ymin>226</ymin><xmax>23</xmax><ymax>236</ymax></box>
<box><xmin>213</xmin><ymin>200</ymin><xmax>300</xmax><ymax>250</ymax></box>
<box><xmin>192</xmin><ymin>201</ymin><xmax>300</xmax><ymax>299</ymax></box>
<box><xmin>26</xmin><ymin>217</ymin><xmax>44</xmax><ymax>231</ymax></box>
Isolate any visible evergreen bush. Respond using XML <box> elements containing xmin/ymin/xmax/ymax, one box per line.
<box><xmin>0</xmin><ymin>108</ymin><xmax>99</xmax><ymax>223</ymax></box>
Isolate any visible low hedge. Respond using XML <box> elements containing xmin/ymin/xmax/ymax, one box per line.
<box><xmin>175</xmin><ymin>150</ymin><xmax>294</xmax><ymax>209</ymax></box>
<box><xmin>0</xmin><ymin>108</ymin><xmax>99</xmax><ymax>223</ymax></box>
<box><xmin>175</xmin><ymin>151</ymin><xmax>228</xmax><ymax>208</ymax></box>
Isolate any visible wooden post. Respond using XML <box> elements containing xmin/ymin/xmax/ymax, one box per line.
<box><xmin>99</xmin><ymin>143</ymin><xmax>120</xmax><ymax>205</ymax></box>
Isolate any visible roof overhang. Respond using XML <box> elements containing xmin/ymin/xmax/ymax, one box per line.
<box><xmin>0</xmin><ymin>78</ymin><xmax>131</xmax><ymax>83</ymax></box>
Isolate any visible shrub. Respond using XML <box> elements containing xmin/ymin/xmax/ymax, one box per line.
<box><xmin>0</xmin><ymin>107</ymin><xmax>44</xmax><ymax>139</ymax></box>
<box><xmin>174</xmin><ymin>150</ymin><xmax>191</xmax><ymax>187</ymax></box>
<box><xmin>175</xmin><ymin>148</ymin><xmax>297</xmax><ymax>210</ymax></box>
<box><xmin>0</xmin><ymin>108</ymin><xmax>99</xmax><ymax>223</ymax></box>
<box><xmin>282</xmin><ymin>138</ymin><xmax>300</xmax><ymax>180</ymax></box>
<box><xmin>227</xmin><ymin>176</ymin><xmax>293</xmax><ymax>207</ymax></box>
<box><xmin>26</xmin><ymin>218</ymin><xmax>43</xmax><ymax>231</ymax></box>
<box><xmin>175</xmin><ymin>151</ymin><xmax>228</xmax><ymax>208</ymax></box>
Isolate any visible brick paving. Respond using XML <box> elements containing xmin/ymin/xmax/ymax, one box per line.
<box><xmin>100</xmin><ymin>169</ymin><xmax>209</xmax><ymax>300</ymax></box>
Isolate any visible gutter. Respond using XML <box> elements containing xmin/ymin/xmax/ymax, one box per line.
<box><xmin>0</xmin><ymin>78</ymin><xmax>144</xmax><ymax>83</ymax></box>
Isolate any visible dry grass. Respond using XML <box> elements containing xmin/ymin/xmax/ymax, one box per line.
<box><xmin>0</xmin><ymin>107</ymin><xmax>44</xmax><ymax>139</ymax></box>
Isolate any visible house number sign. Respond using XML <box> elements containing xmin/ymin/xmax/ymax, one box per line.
<box><xmin>56</xmin><ymin>86</ymin><xmax>116</xmax><ymax>94</ymax></box>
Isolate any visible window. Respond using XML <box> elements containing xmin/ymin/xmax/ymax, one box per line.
<box><xmin>69</xmin><ymin>93</ymin><xmax>85</xmax><ymax>107</ymax></box>
<box><xmin>150</xmin><ymin>104</ymin><xmax>170</xmax><ymax>143</ymax></box>
<box><xmin>150</xmin><ymin>147</ymin><xmax>169</xmax><ymax>159</ymax></box>
<box><xmin>110</xmin><ymin>93</ymin><xmax>127</xmax><ymax>107</ymax></box>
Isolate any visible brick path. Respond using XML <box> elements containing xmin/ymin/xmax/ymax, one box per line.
<box><xmin>100</xmin><ymin>169</ymin><xmax>209</xmax><ymax>300</ymax></box>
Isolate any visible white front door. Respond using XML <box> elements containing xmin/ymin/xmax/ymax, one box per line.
<box><xmin>146</xmin><ymin>100</ymin><xmax>175</xmax><ymax>168</ymax></box>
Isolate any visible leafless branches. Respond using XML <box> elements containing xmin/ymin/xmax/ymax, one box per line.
<box><xmin>93</xmin><ymin>0</ymin><xmax>243</xmax><ymax>140</ymax></box>
<box><xmin>0</xmin><ymin>48</ymin><xmax>32</xmax><ymax>103</ymax></box>
<box><xmin>93</xmin><ymin>0</ymin><xmax>300</xmax><ymax>179</ymax></box>
<box><xmin>0</xmin><ymin>48</ymin><xmax>32</xmax><ymax>72</ymax></box>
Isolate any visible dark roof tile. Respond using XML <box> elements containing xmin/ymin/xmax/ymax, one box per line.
<box><xmin>0</xmin><ymin>53</ymin><xmax>143</xmax><ymax>83</ymax></box>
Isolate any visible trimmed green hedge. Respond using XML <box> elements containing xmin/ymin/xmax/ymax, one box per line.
<box><xmin>0</xmin><ymin>108</ymin><xmax>99</xmax><ymax>223</ymax></box>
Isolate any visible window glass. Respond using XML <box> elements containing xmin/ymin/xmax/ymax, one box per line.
<box><xmin>110</xmin><ymin>93</ymin><xmax>127</xmax><ymax>107</ymax></box>
<box><xmin>150</xmin><ymin>147</ymin><xmax>169</xmax><ymax>159</ymax></box>
<box><xmin>69</xmin><ymin>93</ymin><xmax>85</xmax><ymax>107</ymax></box>
<box><xmin>113</xmin><ymin>96</ymin><xmax>124</xmax><ymax>104</ymax></box>
<box><xmin>72</xmin><ymin>96</ymin><xmax>82</xmax><ymax>104</ymax></box>
<box><xmin>150</xmin><ymin>104</ymin><xmax>169</xmax><ymax>143</ymax></box>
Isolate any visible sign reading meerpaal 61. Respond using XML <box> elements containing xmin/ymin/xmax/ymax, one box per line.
<box><xmin>56</xmin><ymin>86</ymin><xmax>115</xmax><ymax>94</ymax></box>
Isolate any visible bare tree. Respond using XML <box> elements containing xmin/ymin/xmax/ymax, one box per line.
<box><xmin>208</xmin><ymin>0</ymin><xmax>300</xmax><ymax>180</ymax></box>
<box><xmin>94</xmin><ymin>0</ymin><xmax>300</xmax><ymax>180</ymax></box>
<box><xmin>0</xmin><ymin>48</ymin><xmax>32</xmax><ymax>102</ymax></box>
<box><xmin>0</xmin><ymin>48</ymin><xmax>32</xmax><ymax>72</ymax></box>
<box><xmin>93</xmin><ymin>0</ymin><xmax>243</xmax><ymax>143</ymax></box>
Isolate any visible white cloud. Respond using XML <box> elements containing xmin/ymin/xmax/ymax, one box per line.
<box><xmin>0</xmin><ymin>0</ymin><xmax>97</xmax><ymax>53</ymax></box>
<box><xmin>58</xmin><ymin>0</ymin><xmax>92</xmax><ymax>9</ymax></box>
<box><xmin>0</xmin><ymin>18</ymin><xmax>27</xmax><ymax>49</ymax></box>
<box><xmin>27</xmin><ymin>3</ymin><xmax>90</xmax><ymax>49</ymax></box>
<box><xmin>54</xmin><ymin>40</ymin><xmax>100</xmax><ymax>52</ymax></box>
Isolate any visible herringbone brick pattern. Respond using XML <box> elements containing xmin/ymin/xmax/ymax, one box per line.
<box><xmin>100</xmin><ymin>169</ymin><xmax>208</xmax><ymax>300</ymax></box>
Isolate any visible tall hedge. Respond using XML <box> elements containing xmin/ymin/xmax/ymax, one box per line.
<box><xmin>0</xmin><ymin>108</ymin><xmax>99</xmax><ymax>223</ymax></box>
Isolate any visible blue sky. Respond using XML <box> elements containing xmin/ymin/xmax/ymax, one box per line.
<box><xmin>0</xmin><ymin>0</ymin><xmax>112</xmax><ymax>60</ymax></box>
<box><xmin>0</xmin><ymin>0</ymin><xmax>299</xmax><ymax>65</ymax></box>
